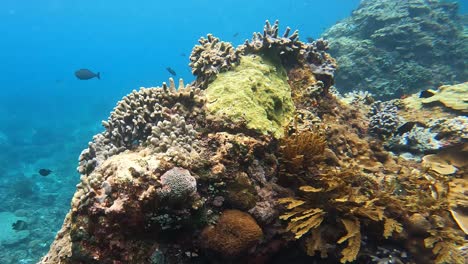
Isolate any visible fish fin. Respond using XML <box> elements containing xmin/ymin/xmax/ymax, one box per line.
<box><xmin>96</xmin><ymin>72</ymin><xmax>101</xmax><ymax>79</ymax></box>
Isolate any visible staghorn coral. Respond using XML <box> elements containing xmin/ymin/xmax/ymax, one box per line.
<box><xmin>189</xmin><ymin>34</ymin><xmax>241</xmax><ymax>88</ymax></box>
<box><xmin>78</xmin><ymin>78</ymin><xmax>205</xmax><ymax>175</ymax></box>
<box><xmin>200</xmin><ymin>209</ymin><xmax>263</xmax><ymax>258</ymax></box>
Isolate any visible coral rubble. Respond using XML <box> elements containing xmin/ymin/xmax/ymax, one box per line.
<box><xmin>42</xmin><ymin>21</ymin><xmax>467</xmax><ymax>264</ymax></box>
<box><xmin>322</xmin><ymin>0</ymin><xmax>468</xmax><ymax>99</ymax></box>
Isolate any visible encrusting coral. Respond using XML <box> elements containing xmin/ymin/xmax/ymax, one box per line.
<box><xmin>205</xmin><ymin>54</ymin><xmax>295</xmax><ymax>138</ymax></box>
<box><xmin>41</xmin><ymin>20</ymin><xmax>467</xmax><ymax>264</ymax></box>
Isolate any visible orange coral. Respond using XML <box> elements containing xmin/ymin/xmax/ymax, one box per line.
<box><xmin>200</xmin><ymin>209</ymin><xmax>263</xmax><ymax>257</ymax></box>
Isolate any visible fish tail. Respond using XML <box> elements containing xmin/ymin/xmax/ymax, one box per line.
<box><xmin>96</xmin><ymin>72</ymin><xmax>101</xmax><ymax>79</ymax></box>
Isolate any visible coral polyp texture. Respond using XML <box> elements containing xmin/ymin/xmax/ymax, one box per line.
<box><xmin>42</xmin><ymin>21</ymin><xmax>467</xmax><ymax>264</ymax></box>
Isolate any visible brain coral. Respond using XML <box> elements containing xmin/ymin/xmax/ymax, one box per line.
<box><xmin>157</xmin><ymin>167</ymin><xmax>197</xmax><ymax>205</ymax></box>
<box><xmin>200</xmin><ymin>209</ymin><xmax>263</xmax><ymax>257</ymax></box>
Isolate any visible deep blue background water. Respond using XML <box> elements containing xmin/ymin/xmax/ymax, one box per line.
<box><xmin>0</xmin><ymin>0</ymin><xmax>466</xmax><ymax>262</ymax></box>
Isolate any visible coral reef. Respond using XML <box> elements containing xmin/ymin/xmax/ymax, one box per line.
<box><xmin>205</xmin><ymin>54</ymin><xmax>295</xmax><ymax>138</ymax></box>
<box><xmin>78</xmin><ymin>78</ymin><xmax>204</xmax><ymax>175</ymax></box>
<box><xmin>189</xmin><ymin>34</ymin><xmax>241</xmax><ymax>88</ymax></box>
<box><xmin>41</xmin><ymin>21</ymin><xmax>467</xmax><ymax>264</ymax></box>
<box><xmin>322</xmin><ymin>0</ymin><xmax>468</xmax><ymax>99</ymax></box>
<box><xmin>420</xmin><ymin>82</ymin><xmax>468</xmax><ymax>114</ymax></box>
<box><xmin>241</xmin><ymin>20</ymin><xmax>337</xmax><ymax>92</ymax></box>
<box><xmin>200</xmin><ymin>209</ymin><xmax>263</xmax><ymax>258</ymax></box>
<box><xmin>368</xmin><ymin>101</ymin><xmax>402</xmax><ymax>139</ymax></box>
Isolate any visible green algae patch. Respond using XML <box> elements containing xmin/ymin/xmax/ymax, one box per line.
<box><xmin>205</xmin><ymin>54</ymin><xmax>295</xmax><ymax>138</ymax></box>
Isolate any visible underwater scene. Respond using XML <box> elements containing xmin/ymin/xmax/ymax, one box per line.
<box><xmin>0</xmin><ymin>0</ymin><xmax>467</xmax><ymax>263</ymax></box>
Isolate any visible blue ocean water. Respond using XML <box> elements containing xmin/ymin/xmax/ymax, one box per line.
<box><xmin>0</xmin><ymin>0</ymin><xmax>466</xmax><ymax>263</ymax></box>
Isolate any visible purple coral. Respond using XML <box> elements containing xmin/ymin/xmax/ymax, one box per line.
<box><xmin>158</xmin><ymin>167</ymin><xmax>197</xmax><ymax>205</ymax></box>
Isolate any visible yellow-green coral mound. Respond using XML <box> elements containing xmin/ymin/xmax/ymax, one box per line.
<box><xmin>205</xmin><ymin>54</ymin><xmax>295</xmax><ymax>138</ymax></box>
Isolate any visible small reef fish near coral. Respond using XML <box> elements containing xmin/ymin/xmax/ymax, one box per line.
<box><xmin>166</xmin><ymin>67</ymin><xmax>177</xmax><ymax>76</ymax></box>
<box><xmin>38</xmin><ymin>18</ymin><xmax>468</xmax><ymax>264</ymax></box>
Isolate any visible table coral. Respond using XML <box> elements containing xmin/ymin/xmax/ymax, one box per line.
<box><xmin>420</xmin><ymin>82</ymin><xmax>468</xmax><ymax>114</ymax></box>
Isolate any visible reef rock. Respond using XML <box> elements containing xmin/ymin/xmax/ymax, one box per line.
<box><xmin>41</xmin><ymin>21</ymin><xmax>467</xmax><ymax>264</ymax></box>
<box><xmin>323</xmin><ymin>0</ymin><xmax>468</xmax><ymax>99</ymax></box>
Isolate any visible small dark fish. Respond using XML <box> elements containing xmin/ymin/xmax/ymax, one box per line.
<box><xmin>180</xmin><ymin>53</ymin><xmax>186</xmax><ymax>57</ymax></box>
<box><xmin>166</xmin><ymin>67</ymin><xmax>177</xmax><ymax>76</ymax></box>
<box><xmin>233</xmin><ymin>32</ymin><xmax>239</xmax><ymax>37</ymax></box>
<box><xmin>12</xmin><ymin>220</ymin><xmax>28</xmax><ymax>231</ymax></box>
<box><xmin>39</xmin><ymin>168</ymin><xmax>52</xmax><ymax>176</ymax></box>
<box><xmin>420</xmin><ymin>89</ymin><xmax>435</xmax><ymax>98</ymax></box>
<box><xmin>75</xmin><ymin>69</ymin><xmax>100</xmax><ymax>80</ymax></box>
<box><xmin>396</xmin><ymin>122</ymin><xmax>425</xmax><ymax>135</ymax></box>
<box><xmin>306</xmin><ymin>37</ymin><xmax>314</xmax><ymax>43</ymax></box>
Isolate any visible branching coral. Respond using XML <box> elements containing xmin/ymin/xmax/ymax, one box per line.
<box><xmin>189</xmin><ymin>34</ymin><xmax>241</xmax><ymax>88</ymax></box>
<box><xmin>240</xmin><ymin>20</ymin><xmax>301</xmax><ymax>63</ymax></box>
<box><xmin>239</xmin><ymin>20</ymin><xmax>336</xmax><ymax>92</ymax></box>
<box><xmin>78</xmin><ymin>78</ymin><xmax>205</xmax><ymax>174</ymax></box>
<box><xmin>147</xmin><ymin>114</ymin><xmax>199</xmax><ymax>166</ymax></box>
<box><xmin>368</xmin><ymin>100</ymin><xmax>402</xmax><ymax>139</ymax></box>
